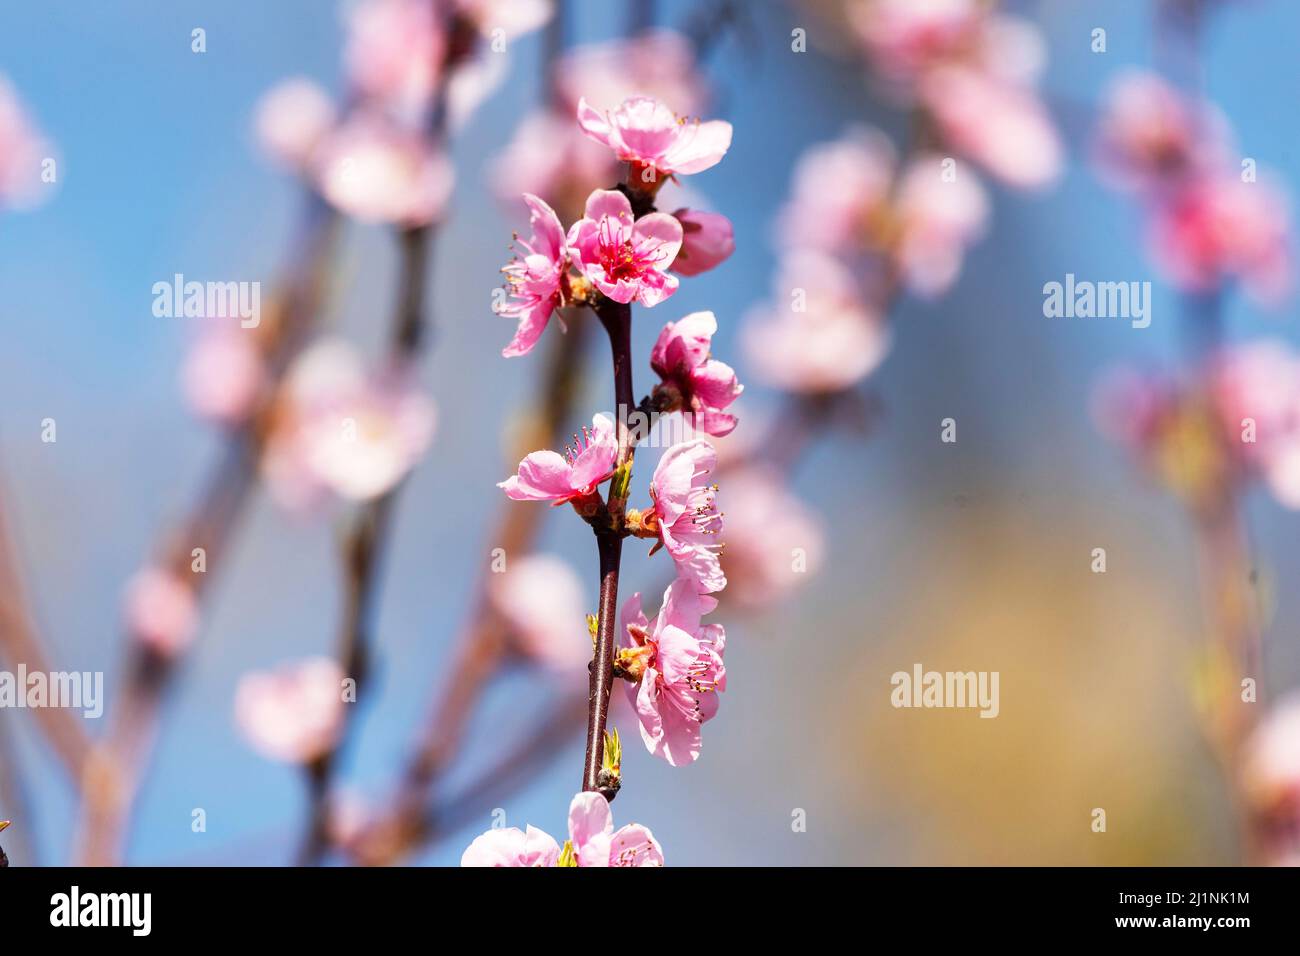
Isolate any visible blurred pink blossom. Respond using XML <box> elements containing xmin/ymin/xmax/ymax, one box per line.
<box><xmin>567</xmin><ymin>188</ymin><xmax>682</xmax><ymax>306</ymax></box>
<box><xmin>489</xmin><ymin>111</ymin><xmax>615</xmax><ymax>209</ymax></box>
<box><xmin>489</xmin><ymin>553</ymin><xmax>590</xmax><ymax>673</ymax></box>
<box><xmin>577</xmin><ymin>96</ymin><xmax>732</xmax><ymax>182</ymax></box>
<box><xmin>1209</xmin><ymin>341</ymin><xmax>1300</xmax><ymax>468</ymax></box>
<box><xmin>1241</xmin><ymin>695</ymin><xmax>1300</xmax><ymax>865</ymax></box>
<box><xmin>848</xmin><ymin>0</ymin><xmax>983</xmax><ymax>83</ymax></box>
<box><xmin>498</xmin><ymin>192</ymin><xmax>570</xmax><ymax>357</ymax></box>
<box><xmin>456</xmin><ymin>0</ymin><xmax>552</xmax><ymax>40</ymax></box>
<box><xmin>234</xmin><ymin>657</ymin><xmax>345</xmax><ymax>764</ymax></box>
<box><xmin>499</xmin><ymin>413</ymin><xmax>618</xmax><ymax>505</ymax></box>
<box><xmin>181</xmin><ymin>327</ymin><xmax>267</xmax><ymax>425</ymax></box>
<box><xmin>313</xmin><ymin>115</ymin><xmax>454</xmax><ymax>226</ymax></box>
<box><xmin>1089</xmin><ymin>364</ymin><xmax>1176</xmax><ymax>453</ymax></box>
<box><xmin>0</xmin><ymin>74</ymin><xmax>54</xmax><ymax>210</ymax></box>
<box><xmin>556</xmin><ymin>29</ymin><xmax>709</xmax><ymax>115</ymax></box>
<box><xmin>618</xmin><ymin>578</ymin><xmax>726</xmax><ymax>766</ymax></box>
<box><xmin>123</xmin><ymin>567</ymin><xmax>198</xmax><ymax>657</ymax></box>
<box><xmin>670</xmin><ymin>208</ymin><xmax>734</xmax><ymax>277</ymax></box>
<box><xmin>1147</xmin><ymin>173</ymin><xmax>1293</xmax><ymax>305</ymax></box>
<box><xmin>719</xmin><ymin>468</ymin><xmax>825</xmax><ymax>608</ymax></box>
<box><xmin>1093</xmin><ymin>342</ymin><xmax>1300</xmax><ymax>509</ymax></box>
<box><xmin>650</xmin><ymin>311</ymin><xmax>743</xmax><ymax>437</ymax></box>
<box><xmin>1093</xmin><ymin>70</ymin><xmax>1230</xmax><ymax>195</ymax></box>
<box><xmin>566</xmin><ymin>791</ymin><xmax>664</xmax><ymax>866</ymax></box>
<box><xmin>742</xmin><ymin>253</ymin><xmax>891</xmax><ymax>393</ymax></box>
<box><xmin>254</xmin><ymin>77</ymin><xmax>337</xmax><ymax>171</ymax></box>
<box><xmin>893</xmin><ymin>153</ymin><xmax>989</xmax><ymax>296</ymax></box>
<box><xmin>648</xmin><ymin>440</ymin><xmax>726</xmax><ymax>594</ymax></box>
<box><xmin>920</xmin><ymin>65</ymin><xmax>1062</xmax><ymax>189</ymax></box>
<box><xmin>344</xmin><ymin>0</ymin><xmax>446</xmax><ymax>111</ymax></box>
<box><xmin>262</xmin><ymin>339</ymin><xmax>436</xmax><ymax>510</ymax></box>
<box><xmin>777</xmin><ymin>132</ymin><xmax>986</xmax><ymax>297</ymax></box>
<box><xmin>848</xmin><ymin>1</ymin><xmax>1060</xmax><ymax>189</ymax></box>
<box><xmin>777</xmin><ymin>128</ymin><xmax>897</xmax><ymax>255</ymax></box>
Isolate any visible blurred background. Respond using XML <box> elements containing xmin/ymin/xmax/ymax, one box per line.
<box><xmin>1</xmin><ymin>0</ymin><xmax>1298</xmax><ymax>865</ymax></box>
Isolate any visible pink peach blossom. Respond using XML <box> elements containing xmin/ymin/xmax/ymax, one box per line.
<box><xmin>123</xmin><ymin>567</ymin><xmax>198</xmax><ymax>657</ymax></box>
<box><xmin>1148</xmin><ymin>173</ymin><xmax>1293</xmax><ymax>305</ymax></box>
<box><xmin>460</xmin><ymin>825</ymin><xmax>560</xmax><ymax>867</ymax></box>
<box><xmin>313</xmin><ymin>115</ymin><xmax>453</xmax><ymax>227</ymax></box>
<box><xmin>181</xmin><ymin>327</ymin><xmax>266</xmax><ymax>425</ymax></box>
<box><xmin>498</xmin><ymin>192</ymin><xmax>570</xmax><ymax>357</ymax></box>
<box><xmin>670</xmin><ymin>209</ymin><xmax>734</xmax><ymax>276</ymax></box>
<box><xmin>568</xmin><ymin>189</ymin><xmax>682</xmax><ymax>306</ymax></box>
<box><xmin>459</xmin><ymin>791</ymin><xmax>662</xmax><ymax>866</ymax></box>
<box><xmin>234</xmin><ymin>657</ymin><xmax>345</xmax><ymax>764</ymax></box>
<box><xmin>557</xmin><ymin>29</ymin><xmax>709</xmax><ymax>116</ymax></box>
<box><xmin>577</xmin><ymin>96</ymin><xmax>732</xmax><ymax>182</ymax></box>
<box><xmin>647</xmin><ymin>440</ymin><xmax>726</xmax><ymax>593</ymax></box>
<box><xmin>489</xmin><ymin>553</ymin><xmax>591</xmax><ymax>673</ymax></box>
<box><xmin>719</xmin><ymin>468</ymin><xmax>825</xmax><ymax>608</ymax></box>
<box><xmin>566</xmin><ymin>791</ymin><xmax>664</xmax><ymax>866</ymax></box>
<box><xmin>650</xmin><ymin>311</ymin><xmax>743</xmax><ymax>437</ymax></box>
<box><xmin>742</xmin><ymin>253</ymin><xmax>891</xmax><ymax>394</ymax></box>
<box><xmin>262</xmin><ymin>339</ymin><xmax>436</xmax><ymax>510</ymax></box>
<box><xmin>499</xmin><ymin>413</ymin><xmax>618</xmax><ymax>505</ymax></box>
<box><xmin>254</xmin><ymin>78</ymin><xmax>336</xmax><ymax>171</ymax></box>
<box><xmin>0</xmin><ymin>74</ymin><xmax>54</xmax><ymax>210</ymax></box>
<box><xmin>920</xmin><ymin>65</ymin><xmax>1062</xmax><ymax>189</ymax></box>
<box><xmin>619</xmin><ymin>578</ymin><xmax>726</xmax><ymax>766</ymax></box>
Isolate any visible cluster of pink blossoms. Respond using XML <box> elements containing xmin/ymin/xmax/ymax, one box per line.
<box><xmin>848</xmin><ymin>0</ymin><xmax>1061</xmax><ymax>189</ymax></box>
<box><xmin>1094</xmin><ymin>70</ymin><xmax>1292</xmax><ymax>304</ymax></box>
<box><xmin>461</xmin><ymin>792</ymin><xmax>662</xmax><ymax>867</ymax></box>
<box><xmin>252</xmin><ymin>0</ymin><xmax>551</xmax><ymax>227</ymax></box>
<box><xmin>166</xmin><ymin>0</ymin><xmax>563</xmax><ymax>757</ymax></box>
<box><xmin>468</xmin><ymin>93</ymin><xmax>743</xmax><ymax>865</ymax></box>
<box><xmin>1091</xmin><ymin>73</ymin><xmax>1298</xmax><ymax>511</ymax></box>
<box><xmin>1093</xmin><ymin>341</ymin><xmax>1300</xmax><ymax>510</ymax></box>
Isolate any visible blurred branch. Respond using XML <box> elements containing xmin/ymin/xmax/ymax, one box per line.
<box><xmin>299</xmin><ymin>32</ymin><xmax>460</xmax><ymax>861</ymax></box>
<box><xmin>0</xmin><ymin>475</ymin><xmax>91</xmax><ymax>781</ymax></box>
<box><xmin>74</xmin><ymin>193</ymin><xmax>341</xmax><ymax>866</ymax></box>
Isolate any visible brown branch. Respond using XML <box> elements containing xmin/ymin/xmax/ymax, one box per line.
<box><xmin>583</xmin><ymin>300</ymin><xmax>634</xmax><ymax>799</ymax></box>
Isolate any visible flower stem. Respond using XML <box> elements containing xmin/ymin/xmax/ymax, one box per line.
<box><xmin>584</xmin><ymin>300</ymin><xmax>634</xmax><ymax>799</ymax></box>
